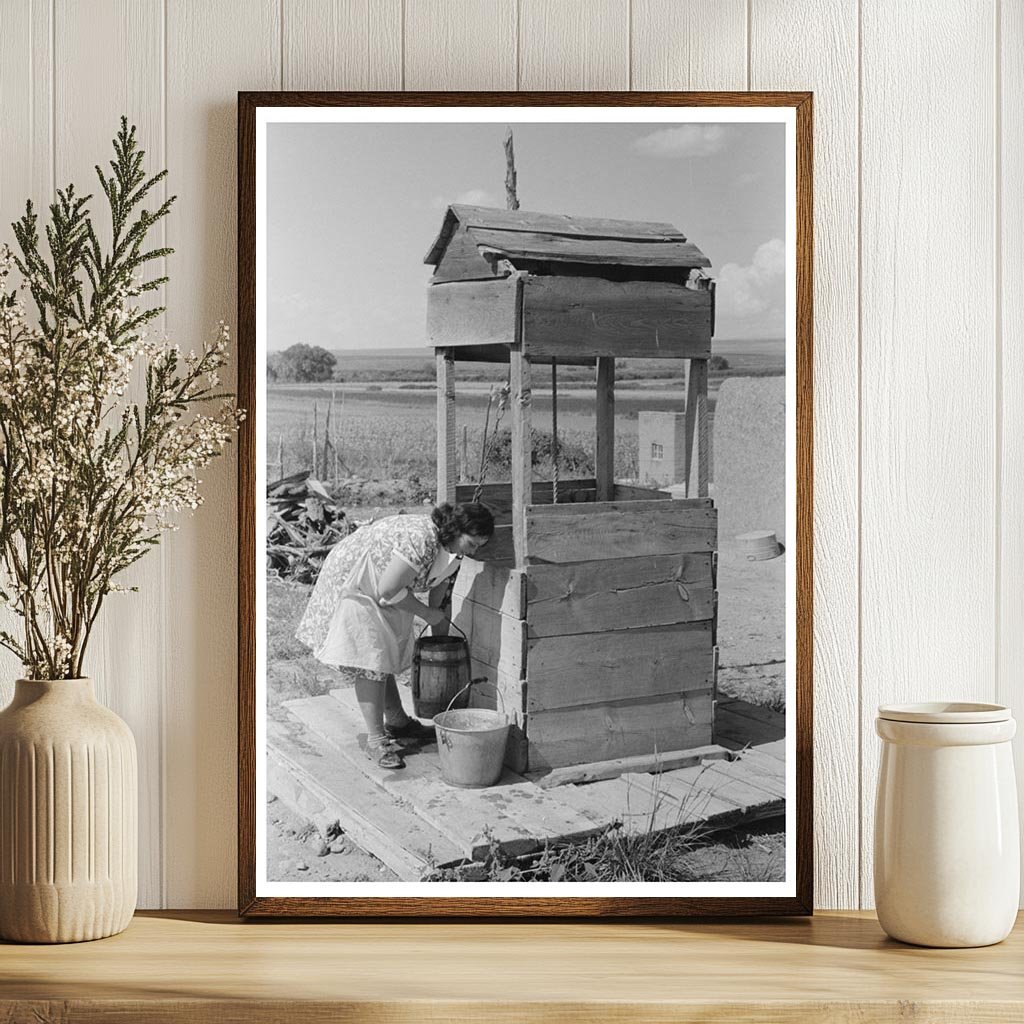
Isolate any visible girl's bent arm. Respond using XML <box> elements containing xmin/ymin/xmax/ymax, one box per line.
<box><xmin>378</xmin><ymin>554</ymin><xmax>443</xmax><ymax>625</ymax></box>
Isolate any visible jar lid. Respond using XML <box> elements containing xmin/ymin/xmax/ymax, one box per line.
<box><xmin>877</xmin><ymin>701</ymin><xmax>1011</xmax><ymax>724</ymax></box>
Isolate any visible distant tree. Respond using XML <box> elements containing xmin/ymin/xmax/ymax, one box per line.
<box><xmin>274</xmin><ymin>343</ymin><xmax>336</xmax><ymax>382</ymax></box>
<box><xmin>267</xmin><ymin>351</ymin><xmax>283</xmax><ymax>382</ymax></box>
<box><xmin>709</xmin><ymin>355</ymin><xmax>730</xmax><ymax>371</ymax></box>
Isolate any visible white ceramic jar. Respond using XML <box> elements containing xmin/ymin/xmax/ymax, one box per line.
<box><xmin>874</xmin><ymin>702</ymin><xmax>1019</xmax><ymax>947</ymax></box>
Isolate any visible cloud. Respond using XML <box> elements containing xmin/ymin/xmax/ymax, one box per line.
<box><xmin>632</xmin><ymin>124</ymin><xmax>730</xmax><ymax>158</ymax></box>
<box><xmin>715</xmin><ymin>239</ymin><xmax>785</xmax><ymax>331</ymax></box>
<box><xmin>431</xmin><ymin>188</ymin><xmax>499</xmax><ymax>210</ymax></box>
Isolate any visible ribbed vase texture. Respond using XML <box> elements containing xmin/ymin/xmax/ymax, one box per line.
<box><xmin>0</xmin><ymin>678</ymin><xmax>137</xmax><ymax>943</ymax></box>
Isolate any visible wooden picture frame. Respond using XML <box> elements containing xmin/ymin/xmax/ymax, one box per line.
<box><xmin>238</xmin><ymin>91</ymin><xmax>813</xmax><ymax>917</ymax></box>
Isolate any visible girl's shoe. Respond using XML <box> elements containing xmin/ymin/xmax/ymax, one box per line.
<box><xmin>384</xmin><ymin>718</ymin><xmax>436</xmax><ymax>744</ymax></box>
<box><xmin>367</xmin><ymin>739</ymin><xmax>405</xmax><ymax>770</ymax></box>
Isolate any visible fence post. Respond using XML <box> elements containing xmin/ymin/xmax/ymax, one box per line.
<box><xmin>312</xmin><ymin>402</ymin><xmax>319</xmax><ymax>479</ymax></box>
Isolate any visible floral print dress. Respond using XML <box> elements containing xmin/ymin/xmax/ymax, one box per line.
<box><xmin>295</xmin><ymin>514</ymin><xmax>460</xmax><ymax>680</ymax></box>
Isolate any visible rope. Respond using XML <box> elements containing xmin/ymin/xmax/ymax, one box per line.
<box><xmin>551</xmin><ymin>358</ymin><xmax>559</xmax><ymax>504</ymax></box>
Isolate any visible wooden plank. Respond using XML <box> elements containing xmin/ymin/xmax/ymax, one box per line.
<box><xmin>164</xmin><ymin>0</ymin><xmax>279</xmax><ymax>909</ymax></box>
<box><xmin>266</xmin><ymin>719</ymin><xmax>465</xmax><ymax>877</ymax></box>
<box><xmin>432</xmin><ymin>223</ymin><xmax>501</xmax><ymax>283</ymax></box>
<box><xmin>705</xmin><ymin>760</ymin><xmax>786</xmax><ymax>802</ymax></box>
<box><xmin>426</xmin><ymin>276</ymin><xmax>518</xmax><ymax>349</ymax></box>
<box><xmin>11</xmin><ymin>911</ymin><xmax>1024</xmax><ymax>1009</ymax></box>
<box><xmin>436</xmin><ymin>348</ymin><xmax>456</xmax><ymax>502</ymax></box>
<box><xmin>596</xmin><ymin>357</ymin><xmax>615</xmax><ymax>501</ymax></box>
<box><xmin>524</xmin><ymin>689</ymin><xmax>715</xmax><ymax>771</ymax></box>
<box><xmin>652</xmin><ymin>764</ymin><xmax>785</xmax><ymax>822</ymax></box>
<box><xmin>282</xmin><ymin>0</ymin><xmax>401</xmax><ymax>89</ymax></box>
<box><xmin>612</xmin><ymin>483</ymin><xmax>671</xmax><ymax>501</ymax></box>
<box><xmin>527</xmin><ymin>621</ymin><xmax>714</xmax><ymax>711</ymax></box>
<box><xmin>524</xmin><ymin>553</ymin><xmax>714</xmax><ymax>637</ymax></box>
<box><xmin>714</xmin><ymin>700</ymin><xmax>787</xmax><ymax>749</ymax></box>
<box><xmin>718</xmin><ymin>699</ymin><xmax>787</xmax><ymax>730</ymax></box>
<box><xmin>686</xmin><ymin>359</ymin><xmax>710</xmax><ymax>498</ymax></box>
<box><xmin>465</xmin><ymin>784</ymin><xmax>605</xmax><ymax>849</ymax></box>
<box><xmin>519</xmin><ymin>0</ymin><xmax>629</xmax><ymax>90</ymax></box>
<box><xmin>446</xmin><ymin>343</ymin><xmax>596</xmax><ymax>367</ymax></box>
<box><xmin>471</xmin><ymin>228</ymin><xmax>710</xmax><ymax>267</ymax></box>
<box><xmin>522</xmin><ymin>276</ymin><xmax>712</xmax><ymax>361</ymax></box>
<box><xmin>472</xmin><ymin>523</ymin><xmax>515</xmax><ymax>564</ymax></box>
<box><xmin>510</xmin><ymin>339</ymin><xmax>531</xmax><ymax>567</ymax></box>
<box><xmin>452</xmin><ymin>558</ymin><xmax>526</xmax><ymax>619</ymax></box>
<box><xmin>1002</xmin><ymin>0</ymin><xmax>1024</xmax><ymax>911</ymax></box>
<box><xmin>404</xmin><ymin>0</ymin><xmax>516</xmax><ymax>90</ymax></box>
<box><xmin>733</xmin><ymin>748</ymin><xmax>787</xmax><ymax>785</ymax></box>
<box><xmin>632</xmin><ymin>0</ymin><xmax>747</xmax><ymax>90</ymax></box>
<box><xmin>288</xmin><ymin>694</ymin><xmax>541</xmax><ymax>860</ymax></box>
<box><xmin>0</xmin><ymin>0</ymin><xmax>50</xmax><ymax>713</ymax></box>
<box><xmin>450</xmin><ymin>597</ymin><xmax>525</xmax><ymax>679</ymax></box>
<box><xmin>556</xmin><ymin>775</ymin><xmax>707</xmax><ymax>835</ymax></box>
<box><xmin>749</xmin><ymin>738</ymin><xmax>786</xmax><ymax>763</ymax></box>
<box><xmin>448</xmin><ymin>205</ymin><xmax>688</xmax><ymax>242</ymax></box>
<box><xmin>528</xmin><ymin>497</ymin><xmax>717</xmax><ymax>517</ymax></box>
<box><xmin>533</xmin><ymin>744</ymin><xmax>733</xmax><ymax>790</ymax></box>
<box><xmin>860</xmin><ymin>1</ymin><xmax>997</xmax><ymax>911</ymax></box>
<box><xmin>54</xmin><ymin>0</ymin><xmax>166</xmax><ymax>910</ymax></box>
<box><xmin>622</xmin><ymin>769</ymin><xmax>746</xmax><ymax>828</ymax></box>
<box><xmin>526</xmin><ymin>505</ymin><xmax>717</xmax><ymax>563</ymax></box>
<box><xmin>456</xmin><ymin>479</ymin><xmax>597</xmax><ymax>518</ymax></box>
<box><xmin>750</xmin><ymin>0</ymin><xmax>857</xmax><ymax>917</ymax></box>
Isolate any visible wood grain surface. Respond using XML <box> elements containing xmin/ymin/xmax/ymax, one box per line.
<box><xmin>1001</xmin><ymin>0</ymin><xmax>1024</xmax><ymax>893</ymax></box>
<box><xmin>750</xmin><ymin>0</ymin><xmax>859</xmax><ymax>912</ymax></box>
<box><xmin>858</xmin><ymin>1</ymin><xmax>997</xmax><ymax>910</ymax></box>
<box><xmin>2</xmin><ymin>910</ymin><xmax>1024</xmax><ymax>1023</ymax></box>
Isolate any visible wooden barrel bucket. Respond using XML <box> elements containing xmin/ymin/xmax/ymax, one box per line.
<box><xmin>411</xmin><ymin>629</ymin><xmax>471</xmax><ymax>720</ymax></box>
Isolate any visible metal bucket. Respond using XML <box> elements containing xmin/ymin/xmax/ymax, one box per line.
<box><xmin>433</xmin><ymin>707</ymin><xmax>510</xmax><ymax>789</ymax></box>
<box><xmin>411</xmin><ymin>623</ymin><xmax>470</xmax><ymax>720</ymax></box>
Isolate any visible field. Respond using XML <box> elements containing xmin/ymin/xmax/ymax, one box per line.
<box><xmin>266</xmin><ymin>342</ymin><xmax>784</xmax><ymax>498</ymax></box>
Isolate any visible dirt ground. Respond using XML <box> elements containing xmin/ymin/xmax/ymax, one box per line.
<box><xmin>265</xmin><ymin>511</ymin><xmax>787</xmax><ymax>883</ymax></box>
<box><xmin>267</xmin><ymin>793</ymin><xmax>399</xmax><ymax>883</ymax></box>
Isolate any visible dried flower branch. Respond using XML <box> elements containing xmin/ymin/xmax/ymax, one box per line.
<box><xmin>0</xmin><ymin>117</ymin><xmax>242</xmax><ymax>679</ymax></box>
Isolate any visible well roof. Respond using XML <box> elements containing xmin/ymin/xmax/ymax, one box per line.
<box><xmin>424</xmin><ymin>205</ymin><xmax>711</xmax><ymax>269</ymax></box>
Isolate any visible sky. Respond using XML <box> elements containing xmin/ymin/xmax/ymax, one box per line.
<box><xmin>266</xmin><ymin>119</ymin><xmax>786</xmax><ymax>351</ymax></box>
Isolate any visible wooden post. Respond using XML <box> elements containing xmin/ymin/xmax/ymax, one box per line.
<box><xmin>311</xmin><ymin>403</ymin><xmax>319</xmax><ymax>479</ymax></box>
<box><xmin>684</xmin><ymin>358</ymin><xmax>710</xmax><ymax>497</ymax></box>
<box><xmin>461</xmin><ymin>425</ymin><xmax>468</xmax><ymax>483</ymax></box>
<box><xmin>595</xmin><ymin>357</ymin><xmax>615</xmax><ymax>502</ymax></box>
<box><xmin>276</xmin><ymin>436</ymin><xmax>284</xmax><ymax>482</ymax></box>
<box><xmin>510</xmin><ymin>343</ymin><xmax>532</xmax><ymax>566</ymax></box>
<box><xmin>322</xmin><ymin>399</ymin><xmax>332</xmax><ymax>482</ymax></box>
<box><xmin>436</xmin><ymin>348</ymin><xmax>456</xmax><ymax>503</ymax></box>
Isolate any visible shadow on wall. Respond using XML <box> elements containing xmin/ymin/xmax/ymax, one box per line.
<box><xmin>713</xmin><ymin>377</ymin><xmax>787</xmax><ymax>544</ymax></box>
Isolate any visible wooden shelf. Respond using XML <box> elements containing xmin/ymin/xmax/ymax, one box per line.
<box><xmin>2</xmin><ymin>910</ymin><xmax>1023</xmax><ymax>1021</ymax></box>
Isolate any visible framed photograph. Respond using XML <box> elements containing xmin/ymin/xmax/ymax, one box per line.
<box><xmin>238</xmin><ymin>91</ymin><xmax>812</xmax><ymax>917</ymax></box>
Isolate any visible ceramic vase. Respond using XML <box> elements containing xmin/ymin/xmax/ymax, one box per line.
<box><xmin>0</xmin><ymin>678</ymin><xmax>137</xmax><ymax>943</ymax></box>
<box><xmin>874</xmin><ymin>702</ymin><xmax>1019</xmax><ymax>948</ymax></box>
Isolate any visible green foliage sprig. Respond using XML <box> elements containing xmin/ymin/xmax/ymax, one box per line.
<box><xmin>0</xmin><ymin>117</ymin><xmax>242</xmax><ymax>679</ymax></box>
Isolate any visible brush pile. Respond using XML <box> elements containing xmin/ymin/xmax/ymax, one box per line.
<box><xmin>267</xmin><ymin>471</ymin><xmax>352</xmax><ymax>583</ymax></box>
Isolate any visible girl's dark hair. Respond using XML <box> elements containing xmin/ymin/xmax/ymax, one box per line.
<box><xmin>431</xmin><ymin>502</ymin><xmax>495</xmax><ymax>547</ymax></box>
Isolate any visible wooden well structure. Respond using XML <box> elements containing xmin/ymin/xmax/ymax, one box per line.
<box><xmin>425</xmin><ymin>205</ymin><xmax>718</xmax><ymax>775</ymax></box>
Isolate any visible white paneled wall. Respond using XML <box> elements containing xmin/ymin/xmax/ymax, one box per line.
<box><xmin>0</xmin><ymin>0</ymin><xmax>1018</xmax><ymax>910</ymax></box>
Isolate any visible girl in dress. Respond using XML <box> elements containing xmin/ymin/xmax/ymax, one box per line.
<box><xmin>296</xmin><ymin>502</ymin><xmax>494</xmax><ymax>768</ymax></box>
